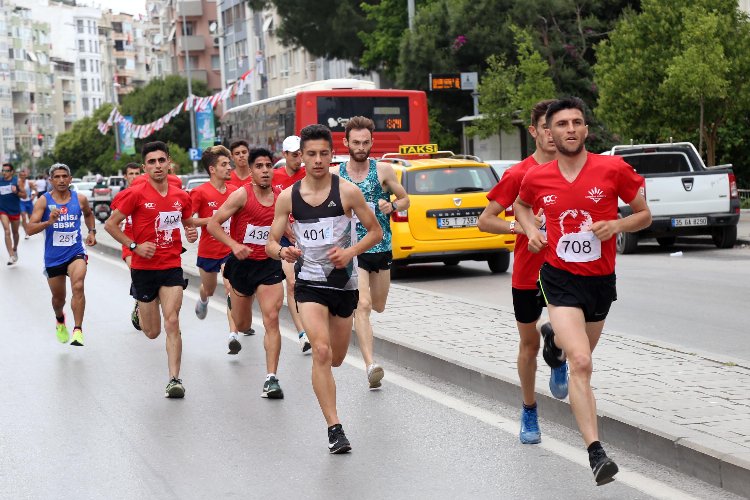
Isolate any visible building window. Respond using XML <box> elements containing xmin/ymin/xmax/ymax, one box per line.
<box><xmin>77</xmin><ymin>20</ymin><xmax>84</xmax><ymax>33</ymax></box>
<box><xmin>211</xmin><ymin>55</ymin><xmax>220</xmax><ymax>70</ymax></box>
<box><xmin>82</xmin><ymin>97</ymin><xmax>89</xmax><ymax>111</ymax></box>
<box><xmin>89</xmin><ymin>40</ymin><xmax>94</xmax><ymax>53</ymax></box>
<box><xmin>79</xmin><ymin>59</ymin><xmax>86</xmax><ymax>72</ymax></box>
<box><xmin>78</xmin><ymin>40</ymin><xmax>85</xmax><ymax>52</ymax></box>
<box><xmin>88</xmin><ymin>20</ymin><xmax>93</xmax><ymax>34</ymax></box>
<box><xmin>268</xmin><ymin>55</ymin><xmax>277</xmax><ymax>79</ymax></box>
<box><xmin>81</xmin><ymin>78</ymin><xmax>88</xmax><ymax>91</ymax></box>
<box><xmin>183</xmin><ymin>21</ymin><xmax>195</xmax><ymax>36</ymax></box>
<box><xmin>188</xmin><ymin>55</ymin><xmax>199</xmax><ymax>69</ymax></box>
<box><xmin>281</xmin><ymin>51</ymin><xmax>289</xmax><ymax>78</ymax></box>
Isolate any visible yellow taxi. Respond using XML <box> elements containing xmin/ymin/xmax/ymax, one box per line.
<box><xmin>383</xmin><ymin>151</ymin><xmax>515</xmax><ymax>273</ymax></box>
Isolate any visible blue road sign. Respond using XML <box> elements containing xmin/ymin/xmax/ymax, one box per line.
<box><xmin>189</xmin><ymin>148</ymin><xmax>202</xmax><ymax>161</ymax></box>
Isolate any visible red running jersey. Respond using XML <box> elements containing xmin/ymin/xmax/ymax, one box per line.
<box><xmin>112</xmin><ymin>187</ymin><xmax>135</xmax><ymax>259</ymax></box>
<box><xmin>518</xmin><ymin>153</ymin><xmax>643</xmax><ymax>276</ymax></box>
<box><xmin>131</xmin><ymin>173</ymin><xmax>183</xmax><ymax>190</ymax></box>
<box><xmin>486</xmin><ymin>156</ymin><xmax>544</xmax><ymax>289</ymax></box>
<box><xmin>227</xmin><ymin>170</ymin><xmax>252</xmax><ymax>189</ymax></box>
<box><xmin>272</xmin><ymin>166</ymin><xmax>306</xmax><ymax>191</ymax></box>
<box><xmin>189</xmin><ymin>181</ymin><xmax>237</xmax><ymax>259</ymax></box>
<box><xmin>116</xmin><ymin>181</ymin><xmax>193</xmax><ymax>270</ymax></box>
<box><xmin>229</xmin><ymin>185</ymin><xmax>278</xmax><ymax>261</ymax></box>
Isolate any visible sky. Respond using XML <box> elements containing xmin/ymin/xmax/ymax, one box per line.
<box><xmin>86</xmin><ymin>0</ymin><xmax>147</xmax><ymax>17</ymax></box>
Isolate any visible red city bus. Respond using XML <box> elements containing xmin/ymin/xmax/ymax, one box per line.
<box><xmin>221</xmin><ymin>79</ymin><xmax>429</xmax><ymax>158</ymax></box>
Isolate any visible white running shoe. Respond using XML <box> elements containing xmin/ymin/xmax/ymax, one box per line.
<box><xmin>298</xmin><ymin>332</ymin><xmax>312</xmax><ymax>354</ymax></box>
<box><xmin>195</xmin><ymin>299</ymin><xmax>208</xmax><ymax>320</ymax></box>
<box><xmin>367</xmin><ymin>363</ymin><xmax>384</xmax><ymax>389</ymax></box>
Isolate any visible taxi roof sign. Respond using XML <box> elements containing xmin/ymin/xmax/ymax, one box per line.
<box><xmin>398</xmin><ymin>144</ymin><xmax>438</xmax><ymax>155</ymax></box>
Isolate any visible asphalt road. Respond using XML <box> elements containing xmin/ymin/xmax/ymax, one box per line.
<box><xmin>0</xmin><ymin>238</ymin><xmax>740</xmax><ymax>499</ymax></box>
<box><xmin>394</xmin><ymin>236</ymin><xmax>750</xmax><ymax>361</ymax></box>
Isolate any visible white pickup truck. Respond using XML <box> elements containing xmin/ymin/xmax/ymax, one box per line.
<box><xmin>604</xmin><ymin>142</ymin><xmax>741</xmax><ymax>253</ymax></box>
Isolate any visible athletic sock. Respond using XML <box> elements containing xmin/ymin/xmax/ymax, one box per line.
<box><xmin>266</xmin><ymin>373</ymin><xmax>276</xmax><ymax>381</ymax></box>
<box><xmin>74</xmin><ymin>326</ymin><xmax>82</xmax><ymax>331</ymax></box>
<box><xmin>522</xmin><ymin>402</ymin><xmax>537</xmax><ymax>411</ymax></box>
<box><xmin>55</xmin><ymin>315</ymin><xmax>65</xmax><ymax>324</ymax></box>
<box><xmin>200</xmin><ymin>297</ymin><xmax>208</xmax><ymax>304</ymax></box>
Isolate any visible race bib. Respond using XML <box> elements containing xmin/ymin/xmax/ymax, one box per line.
<box><xmin>556</xmin><ymin>231</ymin><xmax>601</xmax><ymax>263</ymax></box>
<box><xmin>0</xmin><ymin>185</ymin><xmax>12</xmax><ymax>195</ymax></box>
<box><xmin>539</xmin><ymin>214</ymin><xmax>547</xmax><ymax>238</ymax></box>
<box><xmin>157</xmin><ymin>211</ymin><xmax>182</xmax><ymax>231</ymax></box>
<box><xmin>213</xmin><ymin>210</ymin><xmax>231</xmax><ymax>235</ymax></box>
<box><xmin>53</xmin><ymin>230</ymin><xmax>78</xmax><ymax>247</ymax></box>
<box><xmin>243</xmin><ymin>224</ymin><xmax>270</xmax><ymax>245</ymax></box>
<box><xmin>298</xmin><ymin>220</ymin><xmax>334</xmax><ymax>248</ymax></box>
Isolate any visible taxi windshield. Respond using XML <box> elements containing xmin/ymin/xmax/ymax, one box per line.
<box><xmin>405</xmin><ymin>167</ymin><xmax>496</xmax><ymax>195</ymax></box>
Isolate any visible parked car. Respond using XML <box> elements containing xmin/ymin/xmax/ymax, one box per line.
<box><xmin>383</xmin><ymin>153</ymin><xmax>515</xmax><ymax>273</ymax></box>
<box><xmin>185</xmin><ymin>177</ymin><xmax>210</xmax><ymax>192</ymax></box>
<box><xmin>485</xmin><ymin>160</ymin><xmax>521</xmax><ymax>180</ymax></box>
<box><xmin>70</xmin><ymin>182</ymin><xmax>95</xmax><ymax>201</ymax></box>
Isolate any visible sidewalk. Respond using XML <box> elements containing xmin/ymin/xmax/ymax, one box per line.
<box><xmin>92</xmin><ymin>227</ymin><xmax>750</xmax><ymax>497</ymax></box>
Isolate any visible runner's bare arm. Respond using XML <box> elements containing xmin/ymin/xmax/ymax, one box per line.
<box><xmin>78</xmin><ymin>194</ymin><xmax>97</xmax><ymax>246</ymax></box>
<box><xmin>331</xmin><ymin>182</ymin><xmax>382</xmax><ymax>268</ymax></box>
<box><xmin>514</xmin><ymin>196</ymin><xmax>547</xmax><ymax>253</ymax></box>
<box><xmin>266</xmin><ymin>190</ymin><xmax>301</xmax><ymax>263</ymax></box>
<box><xmin>25</xmin><ymin>195</ymin><xmax>51</xmax><ymax>235</ymax></box>
<box><xmin>104</xmin><ymin>209</ymin><xmax>130</xmax><ymax>246</ymax></box>
<box><xmin>478</xmin><ymin>200</ymin><xmax>513</xmax><ymax>234</ymax></box>
<box><xmin>592</xmin><ymin>190</ymin><xmax>651</xmax><ymax>242</ymax></box>
<box><xmin>207</xmin><ymin>187</ymin><xmax>248</xmax><ymax>259</ymax></box>
<box><xmin>377</xmin><ymin>162</ymin><xmax>410</xmax><ymax>214</ymax></box>
<box><xmin>16</xmin><ymin>177</ymin><xmax>26</xmax><ymax>199</ymax></box>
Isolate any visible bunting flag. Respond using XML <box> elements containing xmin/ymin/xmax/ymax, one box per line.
<box><xmin>97</xmin><ymin>68</ymin><xmax>255</xmax><ymax>140</ymax></box>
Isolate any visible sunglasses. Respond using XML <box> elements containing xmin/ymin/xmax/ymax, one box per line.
<box><xmin>1</xmin><ymin>169</ymin><xmax>12</xmax><ymax>172</ymax></box>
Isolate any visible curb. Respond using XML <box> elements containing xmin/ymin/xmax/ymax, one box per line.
<box><xmin>92</xmin><ymin>242</ymin><xmax>750</xmax><ymax>498</ymax></box>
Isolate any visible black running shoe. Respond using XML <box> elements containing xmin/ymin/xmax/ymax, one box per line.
<box><xmin>243</xmin><ymin>327</ymin><xmax>255</xmax><ymax>336</ymax></box>
<box><xmin>165</xmin><ymin>377</ymin><xmax>185</xmax><ymax>399</ymax></box>
<box><xmin>590</xmin><ymin>449</ymin><xmax>619</xmax><ymax>486</ymax></box>
<box><xmin>541</xmin><ymin>322</ymin><xmax>565</xmax><ymax>369</ymax></box>
<box><xmin>131</xmin><ymin>301</ymin><xmax>141</xmax><ymax>331</ymax></box>
<box><xmin>327</xmin><ymin>424</ymin><xmax>352</xmax><ymax>454</ymax></box>
<box><xmin>261</xmin><ymin>376</ymin><xmax>284</xmax><ymax>399</ymax></box>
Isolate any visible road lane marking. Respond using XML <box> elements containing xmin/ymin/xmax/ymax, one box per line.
<box><xmin>90</xmin><ymin>250</ymin><xmax>699</xmax><ymax>499</ymax></box>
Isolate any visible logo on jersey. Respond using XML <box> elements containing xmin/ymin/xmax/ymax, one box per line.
<box><xmin>586</xmin><ymin>187</ymin><xmax>605</xmax><ymax>204</ymax></box>
<box><xmin>207</xmin><ymin>201</ymin><xmax>218</xmax><ymax>208</ymax></box>
<box><xmin>453</xmin><ymin>198</ymin><xmax>462</xmax><ymax>207</ymax></box>
<box><xmin>172</xmin><ymin>200</ymin><xmax>183</xmax><ymax>210</ymax></box>
<box><xmin>59</xmin><ymin>206</ymin><xmax>68</xmax><ymax>215</ymax></box>
<box><xmin>542</xmin><ymin>194</ymin><xmax>557</xmax><ymax>206</ymax></box>
<box><xmin>144</xmin><ymin>202</ymin><xmax>156</xmax><ymax>209</ymax></box>
<box><xmin>327</xmin><ymin>201</ymin><xmax>337</xmax><ymax>208</ymax></box>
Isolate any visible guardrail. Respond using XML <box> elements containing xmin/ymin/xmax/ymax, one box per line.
<box><xmin>739</xmin><ymin>189</ymin><xmax>750</xmax><ymax>202</ymax></box>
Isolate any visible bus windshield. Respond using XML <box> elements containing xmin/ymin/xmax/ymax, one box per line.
<box><xmin>317</xmin><ymin>97</ymin><xmax>410</xmax><ymax>132</ymax></box>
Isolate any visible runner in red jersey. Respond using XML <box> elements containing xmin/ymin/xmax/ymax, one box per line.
<box><xmin>190</xmin><ymin>145</ymin><xmax>243</xmax><ymax>354</ymax></box>
<box><xmin>477</xmin><ymin>99</ymin><xmax>559</xmax><ymax>445</ymax></box>
<box><xmin>110</xmin><ymin>163</ymin><xmax>143</xmax><ymax>331</ymax></box>
<box><xmin>271</xmin><ymin>135</ymin><xmax>309</xmax><ymax>354</ymax></box>
<box><xmin>208</xmin><ymin>147</ymin><xmax>286</xmax><ymax>399</ymax></box>
<box><xmin>105</xmin><ymin>141</ymin><xmax>199</xmax><ymax>399</ymax></box>
<box><xmin>227</xmin><ymin>140</ymin><xmax>252</xmax><ymax>188</ymax></box>
<box><xmin>515</xmin><ymin>98</ymin><xmax>651</xmax><ymax>486</ymax></box>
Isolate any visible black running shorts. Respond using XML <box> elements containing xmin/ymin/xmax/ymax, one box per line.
<box><xmin>223</xmin><ymin>255</ymin><xmax>283</xmax><ymax>297</ymax></box>
<box><xmin>294</xmin><ymin>283</ymin><xmax>359</xmax><ymax>318</ymax></box>
<box><xmin>130</xmin><ymin>267</ymin><xmax>187</xmax><ymax>303</ymax></box>
<box><xmin>45</xmin><ymin>254</ymin><xmax>87</xmax><ymax>279</ymax></box>
<box><xmin>512</xmin><ymin>287</ymin><xmax>545</xmax><ymax>324</ymax></box>
<box><xmin>538</xmin><ymin>263</ymin><xmax>617</xmax><ymax>323</ymax></box>
<box><xmin>357</xmin><ymin>251</ymin><xmax>392</xmax><ymax>273</ymax></box>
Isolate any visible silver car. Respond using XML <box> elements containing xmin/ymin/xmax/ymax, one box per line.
<box><xmin>70</xmin><ymin>181</ymin><xmax>96</xmax><ymax>201</ymax></box>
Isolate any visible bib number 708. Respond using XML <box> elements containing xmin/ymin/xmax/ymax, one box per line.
<box><xmin>556</xmin><ymin>231</ymin><xmax>601</xmax><ymax>263</ymax></box>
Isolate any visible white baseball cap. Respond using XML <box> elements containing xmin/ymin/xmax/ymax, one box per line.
<box><xmin>282</xmin><ymin>135</ymin><xmax>301</xmax><ymax>152</ymax></box>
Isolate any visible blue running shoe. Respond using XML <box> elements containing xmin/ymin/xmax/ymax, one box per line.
<box><xmin>519</xmin><ymin>406</ymin><xmax>541</xmax><ymax>444</ymax></box>
<box><xmin>550</xmin><ymin>361</ymin><xmax>569</xmax><ymax>399</ymax></box>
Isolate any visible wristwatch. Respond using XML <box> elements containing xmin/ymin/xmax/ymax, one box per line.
<box><xmin>88</xmin><ymin>229</ymin><xmax>97</xmax><ymax>234</ymax></box>
<box><xmin>128</xmin><ymin>242</ymin><xmax>137</xmax><ymax>251</ymax></box>
<box><xmin>509</xmin><ymin>221</ymin><xmax>516</xmax><ymax>234</ymax></box>
<box><xmin>391</xmin><ymin>201</ymin><xmax>398</xmax><ymax>212</ymax></box>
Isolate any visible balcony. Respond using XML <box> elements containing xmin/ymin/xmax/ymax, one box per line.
<box><xmin>176</xmin><ymin>1</ymin><xmax>203</xmax><ymax>17</ymax></box>
<box><xmin>62</xmin><ymin>91</ymin><xmax>76</xmax><ymax>102</ymax></box>
<box><xmin>179</xmin><ymin>69</ymin><xmax>207</xmax><ymax>83</ymax></box>
<box><xmin>64</xmin><ymin>113</ymin><xmax>77</xmax><ymax>122</ymax></box>
<box><xmin>179</xmin><ymin>35</ymin><xmax>205</xmax><ymax>53</ymax></box>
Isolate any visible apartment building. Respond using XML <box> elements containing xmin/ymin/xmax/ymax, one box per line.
<box><xmin>100</xmin><ymin>10</ymin><xmax>150</xmax><ymax>99</ymax></box>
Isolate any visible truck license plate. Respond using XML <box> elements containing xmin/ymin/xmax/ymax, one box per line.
<box><xmin>438</xmin><ymin>216</ymin><xmax>478</xmax><ymax>228</ymax></box>
<box><xmin>671</xmin><ymin>217</ymin><xmax>707</xmax><ymax>227</ymax></box>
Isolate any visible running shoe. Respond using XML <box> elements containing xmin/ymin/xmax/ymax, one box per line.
<box><xmin>519</xmin><ymin>406</ymin><xmax>541</xmax><ymax>444</ymax></box>
<box><xmin>327</xmin><ymin>424</ymin><xmax>352</xmax><ymax>454</ymax></box>
<box><xmin>195</xmin><ymin>298</ymin><xmax>208</xmax><ymax>320</ymax></box>
<box><xmin>367</xmin><ymin>363</ymin><xmax>384</xmax><ymax>389</ymax></box>
<box><xmin>261</xmin><ymin>376</ymin><xmax>284</xmax><ymax>399</ymax></box>
<box><xmin>11</xmin><ymin>253</ymin><xmax>17</xmax><ymax>263</ymax></box>
<box><xmin>299</xmin><ymin>331</ymin><xmax>312</xmax><ymax>354</ymax></box>
<box><xmin>56</xmin><ymin>320</ymin><xmax>69</xmax><ymax>344</ymax></box>
<box><xmin>243</xmin><ymin>327</ymin><xmax>255</xmax><ymax>336</ymax></box>
<box><xmin>70</xmin><ymin>329</ymin><xmax>84</xmax><ymax>347</ymax></box>
<box><xmin>550</xmin><ymin>362</ymin><xmax>569</xmax><ymax>399</ymax></box>
<box><xmin>24</xmin><ymin>234</ymin><xmax>29</xmax><ymax>240</ymax></box>
<box><xmin>228</xmin><ymin>334</ymin><xmax>242</xmax><ymax>355</ymax></box>
<box><xmin>541</xmin><ymin>322</ymin><xmax>569</xmax><ymax>399</ymax></box>
<box><xmin>165</xmin><ymin>378</ymin><xmax>185</xmax><ymax>398</ymax></box>
<box><xmin>590</xmin><ymin>449</ymin><xmax>619</xmax><ymax>486</ymax></box>
<box><xmin>131</xmin><ymin>302</ymin><xmax>141</xmax><ymax>331</ymax></box>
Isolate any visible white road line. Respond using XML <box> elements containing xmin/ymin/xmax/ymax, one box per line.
<box><xmin>90</xmin><ymin>249</ymin><xmax>698</xmax><ymax>500</ymax></box>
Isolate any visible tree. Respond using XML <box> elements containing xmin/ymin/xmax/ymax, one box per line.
<box><xmin>54</xmin><ymin>104</ymin><xmax>116</xmax><ymax>176</ymax></box>
<box><xmin>470</xmin><ymin>27</ymin><xmax>556</xmax><ymax>139</ymax></box>
<box><xmin>595</xmin><ymin>0</ymin><xmax>750</xmax><ymax>166</ymax></box>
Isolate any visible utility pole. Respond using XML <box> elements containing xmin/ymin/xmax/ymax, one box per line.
<box><xmin>408</xmin><ymin>0</ymin><xmax>415</xmax><ymax>30</ymax></box>
<box><xmin>100</xmin><ymin>25</ymin><xmax>121</xmax><ymax>158</ymax></box>
<box><xmin>180</xmin><ymin>1</ymin><xmax>198</xmax><ymax>173</ymax></box>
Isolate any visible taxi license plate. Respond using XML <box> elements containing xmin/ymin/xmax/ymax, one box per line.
<box><xmin>671</xmin><ymin>217</ymin><xmax>707</xmax><ymax>227</ymax></box>
<box><xmin>438</xmin><ymin>216</ymin><xmax>478</xmax><ymax>228</ymax></box>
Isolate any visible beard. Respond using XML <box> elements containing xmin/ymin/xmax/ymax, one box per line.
<box><xmin>553</xmin><ymin>136</ymin><xmax>585</xmax><ymax>157</ymax></box>
<box><xmin>348</xmin><ymin>146</ymin><xmax>371</xmax><ymax>162</ymax></box>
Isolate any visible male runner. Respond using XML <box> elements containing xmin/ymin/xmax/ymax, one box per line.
<box><xmin>272</xmin><ymin>135</ymin><xmax>309</xmax><ymax>353</ymax></box>
<box><xmin>105</xmin><ymin>141</ymin><xmax>198</xmax><ymax>398</ymax></box>
<box><xmin>18</xmin><ymin>169</ymin><xmax>35</xmax><ymax>239</ymax></box>
<box><xmin>515</xmin><ymin>97</ymin><xmax>651</xmax><ymax>485</ymax></box>
<box><xmin>26</xmin><ymin>163</ymin><xmax>96</xmax><ymax>346</ymax></box>
<box><xmin>0</xmin><ymin>162</ymin><xmax>26</xmax><ymax>264</ymax></box>
<box><xmin>227</xmin><ymin>139</ymin><xmax>255</xmax><ymax>336</ymax></box>
<box><xmin>337</xmin><ymin>116</ymin><xmax>410</xmax><ymax>388</ymax></box>
<box><xmin>208</xmin><ymin>147</ymin><xmax>286</xmax><ymax>398</ymax></box>
<box><xmin>477</xmin><ymin>99</ymin><xmax>566</xmax><ymax>444</ymax></box>
<box><xmin>111</xmin><ymin>162</ymin><xmax>143</xmax><ymax>330</ymax></box>
<box><xmin>191</xmin><ymin>145</ymin><xmax>242</xmax><ymax>354</ymax></box>
<box><xmin>267</xmin><ymin>124</ymin><xmax>382</xmax><ymax>454</ymax></box>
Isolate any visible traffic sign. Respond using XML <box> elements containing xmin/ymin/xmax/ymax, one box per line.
<box><xmin>189</xmin><ymin>148</ymin><xmax>202</xmax><ymax>161</ymax></box>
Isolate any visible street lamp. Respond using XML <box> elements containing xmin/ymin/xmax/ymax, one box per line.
<box><xmin>179</xmin><ymin>0</ymin><xmax>198</xmax><ymax>173</ymax></box>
